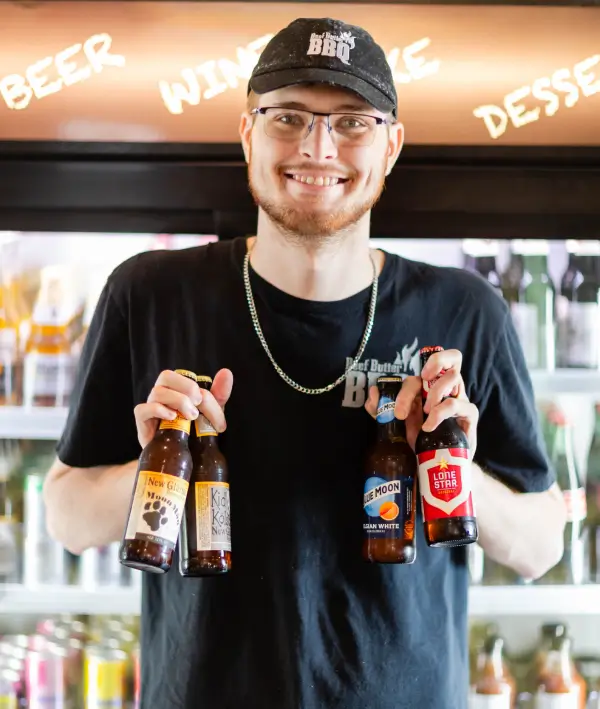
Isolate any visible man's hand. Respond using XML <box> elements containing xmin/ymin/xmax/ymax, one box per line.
<box><xmin>365</xmin><ymin>348</ymin><xmax>479</xmax><ymax>455</ymax></box>
<box><xmin>134</xmin><ymin>368</ymin><xmax>234</xmax><ymax>448</ymax></box>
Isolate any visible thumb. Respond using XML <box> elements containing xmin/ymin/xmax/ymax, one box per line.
<box><xmin>365</xmin><ymin>385</ymin><xmax>379</xmax><ymax>419</ymax></box>
<box><xmin>210</xmin><ymin>368</ymin><xmax>234</xmax><ymax>408</ymax></box>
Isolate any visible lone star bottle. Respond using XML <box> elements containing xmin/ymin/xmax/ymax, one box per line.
<box><xmin>415</xmin><ymin>346</ymin><xmax>478</xmax><ymax>548</ymax></box>
<box><xmin>119</xmin><ymin>369</ymin><xmax>196</xmax><ymax>574</ymax></box>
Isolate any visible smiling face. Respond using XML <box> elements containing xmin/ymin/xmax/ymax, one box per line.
<box><xmin>239</xmin><ymin>84</ymin><xmax>404</xmax><ymax>241</ymax></box>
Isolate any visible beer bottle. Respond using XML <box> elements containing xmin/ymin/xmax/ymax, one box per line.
<box><xmin>363</xmin><ymin>376</ymin><xmax>417</xmax><ymax>564</ymax></box>
<box><xmin>415</xmin><ymin>346</ymin><xmax>478</xmax><ymax>547</ymax></box>
<box><xmin>119</xmin><ymin>369</ymin><xmax>196</xmax><ymax>574</ymax></box>
<box><xmin>535</xmin><ymin>632</ymin><xmax>586</xmax><ymax>709</ymax></box>
<box><xmin>469</xmin><ymin>634</ymin><xmax>515</xmax><ymax>709</ymax></box>
<box><xmin>179</xmin><ymin>375</ymin><xmax>231</xmax><ymax>577</ymax></box>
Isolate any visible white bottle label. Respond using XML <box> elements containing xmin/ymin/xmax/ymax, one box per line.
<box><xmin>23</xmin><ymin>352</ymin><xmax>76</xmax><ymax>405</ymax></box>
<box><xmin>469</xmin><ymin>687</ymin><xmax>511</xmax><ymax>709</ymax></box>
<box><xmin>124</xmin><ymin>471</ymin><xmax>189</xmax><ymax>551</ymax></box>
<box><xmin>534</xmin><ymin>688</ymin><xmax>579</xmax><ymax>709</ymax></box>
<box><xmin>564</xmin><ymin>302</ymin><xmax>600</xmax><ymax>368</ymax></box>
<box><xmin>511</xmin><ymin>303</ymin><xmax>539</xmax><ymax>368</ymax></box>
<box><xmin>195</xmin><ymin>482</ymin><xmax>231</xmax><ymax>551</ymax></box>
<box><xmin>195</xmin><ymin>414</ymin><xmax>217</xmax><ymax>437</ymax></box>
<box><xmin>563</xmin><ymin>487</ymin><xmax>587</xmax><ymax>522</ymax></box>
<box><xmin>0</xmin><ymin>327</ymin><xmax>17</xmax><ymax>354</ymax></box>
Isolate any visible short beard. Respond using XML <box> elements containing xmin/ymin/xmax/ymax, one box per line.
<box><xmin>247</xmin><ymin>152</ymin><xmax>387</xmax><ymax>244</ymax></box>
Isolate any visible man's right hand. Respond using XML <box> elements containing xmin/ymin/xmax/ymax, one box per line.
<box><xmin>134</xmin><ymin>368</ymin><xmax>234</xmax><ymax>448</ymax></box>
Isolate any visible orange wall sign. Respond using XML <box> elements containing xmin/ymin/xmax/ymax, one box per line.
<box><xmin>0</xmin><ymin>2</ymin><xmax>598</xmax><ymax>146</ymax></box>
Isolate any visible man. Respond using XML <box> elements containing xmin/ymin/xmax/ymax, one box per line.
<box><xmin>43</xmin><ymin>17</ymin><xmax>566</xmax><ymax>709</ymax></box>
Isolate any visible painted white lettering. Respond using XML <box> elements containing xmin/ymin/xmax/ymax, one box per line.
<box><xmin>474</xmin><ymin>54</ymin><xmax>595</xmax><ymax>139</ymax></box>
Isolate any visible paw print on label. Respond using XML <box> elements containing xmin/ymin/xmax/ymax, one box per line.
<box><xmin>142</xmin><ymin>500</ymin><xmax>169</xmax><ymax>532</ymax></box>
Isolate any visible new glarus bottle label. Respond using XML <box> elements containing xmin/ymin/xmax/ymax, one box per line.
<box><xmin>124</xmin><ymin>472</ymin><xmax>189</xmax><ymax>551</ymax></box>
<box><xmin>417</xmin><ymin>448</ymin><xmax>474</xmax><ymax>520</ymax></box>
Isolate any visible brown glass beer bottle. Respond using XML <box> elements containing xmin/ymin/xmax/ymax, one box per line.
<box><xmin>179</xmin><ymin>374</ymin><xmax>231</xmax><ymax>577</ymax></box>
<box><xmin>119</xmin><ymin>369</ymin><xmax>196</xmax><ymax>574</ymax></box>
<box><xmin>415</xmin><ymin>346</ymin><xmax>478</xmax><ymax>547</ymax></box>
<box><xmin>363</xmin><ymin>376</ymin><xmax>417</xmax><ymax>564</ymax></box>
<box><xmin>470</xmin><ymin>634</ymin><xmax>515</xmax><ymax>708</ymax></box>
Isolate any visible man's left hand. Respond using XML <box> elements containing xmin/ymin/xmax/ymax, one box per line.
<box><xmin>365</xmin><ymin>348</ymin><xmax>479</xmax><ymax>455</ymax></box>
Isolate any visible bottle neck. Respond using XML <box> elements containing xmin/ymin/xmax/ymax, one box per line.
<box><xmin>377</xmin><ymin>417</ymin><xmax>407</xmax><ymax>442</ymax></box>
<box><xmin>522</xmin><ymin>254</ymin><xmax>548</xmax><ymax>275</ymax></box>
<box><xmin>484</xmin><ymin>644</ymin><xmax>505</xmax><ymax>680</ymax></box>
<box><xmin>156</xmin><ymin>426</ymin><xmax>190</xmax><ymax>443</ymax></box>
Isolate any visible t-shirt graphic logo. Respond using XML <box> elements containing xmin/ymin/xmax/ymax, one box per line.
<box><xmin>342</xmin><ymin>338</ymin><xmax>420</xmax><ymax>408</ymax></box>
<box><xmin>306</xmin><ymin>31</ymin><xmax>356</xmax><ymax>66</ymax></box>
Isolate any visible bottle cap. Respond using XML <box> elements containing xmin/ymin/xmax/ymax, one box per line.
<box><xmin>196</xmin><ymin>375</ymin><xmax>213</xmax><ymax>384</ymax></box>
<box><xmin>174</xmin><ymin>369</ymin><xmax>197</xmax><ymax>381</ymax></box>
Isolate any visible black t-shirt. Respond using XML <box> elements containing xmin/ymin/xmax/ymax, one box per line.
<box><xmin>57</xmin><ymin>237</ymin><xmax>554</xmax><ymax>709</ymax></box>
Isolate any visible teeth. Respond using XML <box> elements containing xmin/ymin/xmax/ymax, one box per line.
<box><xmin>292</xmin><ymin>175</ymin><xmax>340</xmax><ymax>186</ymax></box>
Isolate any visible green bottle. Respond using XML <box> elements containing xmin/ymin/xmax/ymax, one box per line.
<box><xmin>505</xmin><ymin>240</ymin><xmax>555</xmax><ymax>371</ymax></box>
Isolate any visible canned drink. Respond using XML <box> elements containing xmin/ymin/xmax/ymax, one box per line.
<box><xmin>84</xmin><ymin>641</ymin><xmax>127</xmax><ymax>709</ymax></box>
<box><xmin>23</xmin><ymin>474</ymin><xmax>68</xmax><ymax>586</ymax></box>
<box><xmin>25</xmin><ymin>637</ymin><xmax>67</xmax><ymax>709</ymax></box>
<box><xmin>0</xmin><ymin>667</ymin><xmax>19</xmax><ymax>709</ymax></box>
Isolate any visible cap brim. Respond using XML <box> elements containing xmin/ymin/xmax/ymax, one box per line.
<box><xmin>249</xmin><ymin>67</ymin><xmax>396</xmax><ymax>116</ymax></box>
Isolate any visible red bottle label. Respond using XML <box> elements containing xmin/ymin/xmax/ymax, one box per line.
<box><xmin>417</xmin><ymin>447</ymin><xmax>475</xmax><ymax>520</ymax></box>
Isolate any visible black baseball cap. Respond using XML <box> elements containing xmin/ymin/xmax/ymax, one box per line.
<box><xmin>248</xmin><ymin>18</ymin><xmax>397</xmax><ymax>118</ymax></box>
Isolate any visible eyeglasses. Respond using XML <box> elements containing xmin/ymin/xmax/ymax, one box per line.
<box><xmin>250</xmin><ymin>107</ymin><xmax>389</xmax><ymax>147</ymax></box>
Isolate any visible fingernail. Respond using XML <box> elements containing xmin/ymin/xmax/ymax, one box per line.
<box><xmin>192</xmin><ymin>393</ymin><xmax>203</xmax><ymax>407</ymax></box>
<box><xmin>186</xmin><ymin>406</ymin><xmax>199</xmax><ymax>419</ymax></box>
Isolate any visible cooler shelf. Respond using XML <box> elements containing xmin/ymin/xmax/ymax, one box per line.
<box><xmin>0</xmin><ymin>583</ymin><xmax>140</xmax><ymax>616</ymax></box>
<box><xmin>0</xmin><ymin>370</ymin><xmax>599</xmax><ymax>441</ymax></box>
<box><xmin>468</xmin><ymin>585</ymin><xmax>600</xmax><ymax>617</ymax></box>
<box><xmin>0</xmin><ymin>406</ymin><xmax>69</xmax><ymax>440</ymax></box>
<box><xmin>0</xmin><ymin>584</ymin><xmax>597</xmax><ymax>616</ymax></box>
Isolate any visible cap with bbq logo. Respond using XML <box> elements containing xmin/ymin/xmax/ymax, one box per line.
<box><xmin>248</xmin><ymin>17</ymin><xmax>398</xmax><ymax>118</ymax></box>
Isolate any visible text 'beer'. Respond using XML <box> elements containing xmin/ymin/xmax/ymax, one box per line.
<box><xmin>119</xmin><ymin>369</ymin><xmax>196</xmax><ymax>574</ymax></box>
<box><xmin>415</xmin><ymin>346</ymin><xmax>478</xmax><ymax>548</ymax></box>
<box><xmin>179</xmin><ymin>374</ymin><xmax>231</xmax><ymax>577</ymax></box>
<box><xmin>363</xmin><ymin>376</ymin><xmax>417</xmax><ymax>564</ymax></box>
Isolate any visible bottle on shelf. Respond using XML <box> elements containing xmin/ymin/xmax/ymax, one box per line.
<box><xmin>470</xmin><ymin>633</ymin><xmax>515</xmax><ymax>708</ymax></box>
<box><xmin>0</xmin><ymin>442</ymin><xmax>18</xmax><ymax>581</ymax></box>
<box><xmin>502</xmin><ymin>239</ymin><xmax>556</xmax><ymax>371</ymax></box>
<box><xmin>22</xmin><ymin>265</ymin><xmax>81</xmax><ymax>408</ymax></box>
<box><xmin>0</xmin><ymin>255</ymin><xmax>24</xmax><ymax>407</ymax></box>
<box><xmin>462</xmin><ymin>239</ymin><xmax>503</xmax><ymax>295</ymax></box>
<box><xmin>587</xmin><ymin>403</ymin><xmax>600</xmax><ymax>583</ymax></box>
<box><xmin>557</xmin><ymin>240</ymin><xmax>600</xmax><ymax>370</ymax></box>
<box><xmin>538</xmin><ymin>406</ymin><xmax>587</xmax><ymax>585</ymax></box>
<box><xmin>120</xmin><ymin>369</ymin><xmax>196</xmax><ymax>574</ymax></box>
<box><xmin>179</xmin><ymin>374</ymin><xmax>232</xmax><ymax>576</ymax></box>
<box><xmin>535</xmin><ymin>627</ymin><xmax>586</xmax><ymax>709</ymax></box>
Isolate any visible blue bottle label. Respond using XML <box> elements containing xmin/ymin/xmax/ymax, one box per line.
<box><xmin>376</xmin><ymin>395</ymin><xmax>396</xmax><ymax>424</ymax></box>
<box><xmin>363</xmin><ymin>476</ymin><xmax>415</xmax><ymax>539</ymax></box>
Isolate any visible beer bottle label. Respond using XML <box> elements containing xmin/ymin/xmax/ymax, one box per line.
<box><xmin>124</xmin><ymin>471</ymin><xmax>189</xmax><ymax>551</ymax></box>
<box><xmin>534</xmin><ymin>689</ymin><xmax>579</xmax><ymax>708</ymax></box>
<box><xmin>159</xmin><ymin>413</ymin><xmax>191</xmax><ymax>434</ymax></box>
<box><xmin>417</xmin><ymin>448</ymin><xmax>475</xmax><ymax>520</ymax></box>
<box><xmin>468</xmin><ymin>687</ymin><xmax>511</xmax><ymax>709</ymax></box>
<box><xmin>563</xmin><ymin>487</ymin><xmax>587</xmax><ymax>522</ymax></box>
<box><xmin>363</xmin><ymin>477</ymin><xmax>415</xmax><ymax>540</ymax></box>
<box><xmin>195</xmin><ymin>482</ymin><xmax>231</xmax><ymax>551</ymax></box>
<box><xmin>376</xmin><ymin>395</ymin><xmax>396</xmax><ymax>424</ymax></box>
<box><xmin>195</xmin><ymin>414</ymin><xmax>217</xmax><ymax>437</ymax></box>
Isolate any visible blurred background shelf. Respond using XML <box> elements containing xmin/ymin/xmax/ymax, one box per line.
<box><xmin>468</xmin><ymin>585</ymin><xmax>600</xmax><ymax>617</ymax></box>
<box><xmin>0</xmin><ymin>583</ymin><xmax>140</xmax><ymax>615</ymax></box>
<box><xmin>1</xmin><ymin>370</ymin><xmax>599</xmax><ymax>441</ymax></box>
<box><xmin>0</xmin><ymin>407</ymin><xmax>69</xmax><ymax>440</ymax></box>
<box><xmin>0</xmin><ymin>583</ymin><xmax>598</xmax><ymax>617</ymax></box>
